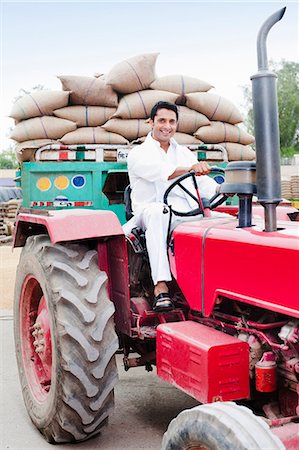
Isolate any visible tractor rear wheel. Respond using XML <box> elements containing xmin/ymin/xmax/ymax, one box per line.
<box><xmin>162</xmin><ymin>402</ymin><xmax>284</xmax><ymax>450</ymax></box>
<box><xmin>14</xmin><ymin>234</ymin><xmax>119</xmax><ymax>443</ymax></box>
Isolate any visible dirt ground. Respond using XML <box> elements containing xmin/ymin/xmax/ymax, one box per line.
<box><xmin>0</xmin><ymin>244</ymin><xmax>21</xmax><ymax>309</ymax></box>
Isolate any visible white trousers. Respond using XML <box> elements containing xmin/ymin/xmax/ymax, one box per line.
<box><xmin>123</xmin><ymin>202</ymin><xmax>200</xmax><ymax>285</ymax></box>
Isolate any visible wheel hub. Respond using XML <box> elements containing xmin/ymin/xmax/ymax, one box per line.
<box><xmin>31</xmin><ymin>297</ymin><xmax>52</xmax><ymax>379</ymax></box>
<box><xmin>20</xmin><ymin>276</ymin><xmax>53</xmax><ymax>400</ymax></box>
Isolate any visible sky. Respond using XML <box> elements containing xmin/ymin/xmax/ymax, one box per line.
<box><xmin>0</xmin><ymin>0</ymin><xmax>298</xmax><ymax>151</ymax></box>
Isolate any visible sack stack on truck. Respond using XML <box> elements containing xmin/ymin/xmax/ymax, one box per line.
<box><xmin>9</xmin><ymin>52</ymin><xmax>255</xmax><ymax>163</ymax></box>
<box><xmin>0</xmin><ymin>199</ymin><xmax>22</xmax><ymax>242</ymax></box>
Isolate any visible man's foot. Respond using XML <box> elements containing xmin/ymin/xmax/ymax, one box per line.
<box><xmin>153</xmin><ymin>292</ymin><xmax>174</xmax><ymax>312</ymax></box>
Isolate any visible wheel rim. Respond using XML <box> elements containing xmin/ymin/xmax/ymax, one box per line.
<box><xmin>20</xmin><ymin>275</ymin><xmax>52</xmax><ymax>402</ymax></box>
<box><xmin>187</xmin><ymin>447</ymin><xmax>210</xmax><ymax>450</ymax></box>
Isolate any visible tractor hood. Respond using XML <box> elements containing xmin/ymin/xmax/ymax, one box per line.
<box><xmin>169</xmin><ymin>215</ymin><xmax>299</xmax><ymax>318</ymax></box>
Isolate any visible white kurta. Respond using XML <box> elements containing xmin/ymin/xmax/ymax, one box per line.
<box><xmin>124</xmin><ymin>133</ymin><xmax>218</xmax><ymax>284</ymax></box>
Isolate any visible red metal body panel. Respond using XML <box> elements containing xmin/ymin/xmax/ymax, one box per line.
<box><xmin>169</xmin><ymin>216</ymin><xmax>299</xmax><ymax>318</ymax></box>
<box><xmin>157</xmin><ymin>321</ymin><xmax>249</xmax><ymax>403</ymax></box>
<box><xmin>272</xmin><ymin>422</ymin><xmax>299</xmax><ymax>450</ymax></box>
<box><xmin>13</xmin><ymin>209</ymin><xmax>124</xmax><ymax>247</ymax></box>
<box><xmin>216</xmin><ymin>204</ymin><xmax>297</xmax><ymax>221</ymax></box>
<box><xmin>98</xmin><ymin>237</ymin><xmax>131</xmax><ymax>336</ymax></box>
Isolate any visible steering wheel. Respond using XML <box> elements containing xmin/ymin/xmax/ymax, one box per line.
<box><xmin>163</xmin><ymin>167</ymin><xmax>228</xmax><ymax>217</ymax></box>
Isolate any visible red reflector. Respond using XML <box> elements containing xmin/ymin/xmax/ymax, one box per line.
<box><xmin>157</xmin><ymin>321</ymin><xmax>249</xmax><ymax>403</ymax></box>
<box><xmin>59</xmin><ymin>151</ymin><xmax>69</xmax><ymax>160</ymax></box>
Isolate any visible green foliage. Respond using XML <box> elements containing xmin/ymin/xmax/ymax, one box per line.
<box><xmin>242</xmin><ymin>60</ymin><xmax>299</xmax><ymax>156</ymax></box>
<box><xmin>0</xmin><ymin>148</ymin><xmax>18</xmax><ymax>169</ymax></box>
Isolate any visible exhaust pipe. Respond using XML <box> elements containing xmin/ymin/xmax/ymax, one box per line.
<box><xmin>250</xmin><ymin>7</ymin><xmax>286</xmax><ymax>231</ymax></box>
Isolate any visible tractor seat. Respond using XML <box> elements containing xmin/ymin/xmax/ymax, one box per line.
<box><xmin>124</xmin><ymin>185</ymin><xmax>133</xmax><ymax>221</ymax></box>
<box><xmin>123</xmin><ymin>185</ymin><xmax>146</xmax><ymax>254</ymax></box>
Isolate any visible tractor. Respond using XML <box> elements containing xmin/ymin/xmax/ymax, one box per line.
<box><xmin>13</xmin><ymin>7</ymin><xmax>299</xmax><ymax>449</ymax></box>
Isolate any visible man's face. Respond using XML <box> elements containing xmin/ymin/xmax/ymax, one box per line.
<box><xmin>150</xmin><ymin>108</ymin><xmax>177</xmax><ymax>144</ymax></box>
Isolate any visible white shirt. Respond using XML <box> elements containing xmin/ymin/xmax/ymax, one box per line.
<box><xmin>127</xmin><ymin>133</ymin><xmax>218</xmax><ymax>215</ymax></box>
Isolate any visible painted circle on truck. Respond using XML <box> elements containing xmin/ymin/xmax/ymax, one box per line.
<box><xmin>214</xmin><ymin>175</ymin><xmax>225</xmax><ymax>184</ymax></box>
<box><xmin>36</xmin><ymin>177</ymin><xmax>51</xmax><ymax>191</ymax></box>
<box><xmin>71</xmin><ymin>175</ymin><xmax>86</xmax><ymax>189</ymax></box>
<box><xmin>54</xmin><ymin>175</ymin><xmax>69</xmax><ymax>190</ymax></box>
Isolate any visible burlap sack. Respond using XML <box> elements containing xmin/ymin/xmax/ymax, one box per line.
<box><xmin>150</xmin><ymin>75</ymin><xmax>213</xmax><ymax>95</ymax></box>
<box><xmin>102</xmin><ymin>118</ymin><xmax>151</xmax><ymax>141</ymax></box>
<box><xmin>219</xmin><ymin>142</ymin><xmax>256</xmax><ymax>161</ymax></box>
<box><xmin>177</xmin><ymin>106</ymin><xmax>210</xmax><ymax>134</ymax></box>
<box><xmin>186</xmin><ymin>92</ymin><xmax>243</xmax><ymax>124</ymax></box>
<box><xmin>53</xmin><ymin>105</ymin><xmax>117</xmax><ymax>127</ymax></box>
<box><xmin>9</xmin><ymin>91</ymin><xmax>70</xmax><ymax>121</ymax></box>
<box><xmin>60</xmin><ymin>127</ymin><xmax>129</xmax><ymax>145</ymax></box>
<box><xmin>174</xmin><ymin>133</ymin><xmax>203</xmax><ymax>145</ymax></box>
<box><xmin>10</xmin><ymin>117</ymin><xmax>77</xmax><ymax>142</ymax></box>
<box><xmin>14</xmin><ymin>139</ymin><xmax>57</xmax><ymax>162</ymax></box>
<box><xmin>194</xmin><ymin>122</ymin><xmax>255</xmax><ymax>145</ymax></box>
<box><xmin>113</xmin><ymin>90</ymin><xmax>178</xmax><ymax>119</ymax></box>
<box><xmin>106</xmin><ymin>53</ymin><xmax>159</xmax><ymax>94</ymax></box>
<box><xmin>58</xmin><ymin>75</ymin><xmax>118</xmax><ymax>107</ymax></box>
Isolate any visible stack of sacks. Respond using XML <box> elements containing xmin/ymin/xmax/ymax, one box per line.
<box><xmin>281</xmin><ymin>179</ymin><xmax>292</xmax><ymax>199</ymax></box>
<box><xmin>0</xmin><ymin>199</ymin><xmax>21</xmax><ymax>237</ymax></box>
<box><xmin>10</xmin><ymin>52</ymin><xmax>255</xmax><ymax>162</ymax></box>
<box><xmin>56</xmin><ymin>53</ymin><xmax>160</xmax><ymax>145</ymax></box>
<box><xmin>103</xmin><ymin>66</ymin><xmax>211</xmax><ymax>145</ymax></box>
<box><xmin>9</xmin><ymin>91</ymin><xmax>75</xmax><ymax>162</ymax></box>
<box><xmin>291</xmin><ymin>175</ymin><xmax>299</xmax><ymax>199</ymax></box>
<box><xmin>56</xmin><ymin>75</ymin><xmax>128</xmax><ymax>144</ymax></box>
<box><xmin>185</xmin><ymin>92</ymin><xmax>255</xmax><ymax>160</ymax></box>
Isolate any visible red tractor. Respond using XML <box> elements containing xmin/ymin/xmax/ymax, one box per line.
<box><xmin>13</xmin><ymin>8</ymin><xmax>299</xmax><ymax>449</ymax></box>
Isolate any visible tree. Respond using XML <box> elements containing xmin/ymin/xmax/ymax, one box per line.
<box><xmin>0</xmin><ymin>148</ymin><xmax>18</xmax><ymax>169</ymax></box>
<box><xmin>242</xmin><ymin>60</ymin><xmax>299</xmax><ymax>157</ymax></box>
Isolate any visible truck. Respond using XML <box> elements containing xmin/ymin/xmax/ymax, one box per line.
<box><xmin>12</xmin><ymin>8</ymin><xmax>299</xmax><ymax>449</ymax></box>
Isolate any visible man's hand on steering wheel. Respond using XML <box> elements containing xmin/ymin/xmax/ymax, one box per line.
<box><xmin>190</xmin><ymin>161</ymin><xmax>211</xmax><ymax>176</ymax></box>
<box><xmin>163</xmin><ymin>167</ymin><xmax>228</xmax><ymax>217</ymax></box>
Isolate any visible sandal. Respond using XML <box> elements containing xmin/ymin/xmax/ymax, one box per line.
<box><xmin>153</xmin><ymin>292</ymin><xmax>174</xmax><ymax>312</ymax></box>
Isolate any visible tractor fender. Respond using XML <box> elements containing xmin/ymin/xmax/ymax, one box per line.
<box><xmin>13</xmin><ymin>209</ymin><xmax>124</xmax><ymax>248</ymax></box>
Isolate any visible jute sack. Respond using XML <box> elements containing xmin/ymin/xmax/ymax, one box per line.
<box><xmin>219</xmin><ymin>142</ymin><xmax>256</xmax><ymax>161</ymax></box>
<box><xmin>9</xmin><ymin>91</ymin><xmax>70</xmax><ymax>121</ymax></box>
<box><xmin>177</xmin><ymin>106</ymin><xmax>210</xmax><ymax>134</ymax></box>
<box><xmin>186</xmin><ymin>92</ymin><xmax>243</xmax><ymax>124</ymax></box>
<box><xmin>102</xmin><ymin>119</ymin><xmax>151</xmax><ymax>141</ymax></box>
<box><xmin>194</xmin><ymin>122</ymin><xmax>255</xmax><ymax>145</ymax></box>
<box><xmin>174</xmin><ymin>132</ymin><xmax>203</xmax><ymax>145</ymax></box>
<box><xmin>106</xmin><ymin>53</ymin><xmax>159</xmax><ymax>94</ymax></box>
<box><xmin>53</xmin><ymin>105</ymin><xmax>117</xmax><ymax>127</ymax></box>
<box><xmin>10</xmin><ymin>117</ymin><xmax>77</xmax><ymax>142</ymax></box>
<box><xmin>113</xmin><ymin>90</ymin><xmax>178</xmax><ymax>119</ymax></box>
<box><xmin>150</xmin><ymin>75</ymin><xmax>213</xmax><ymax>95</ymax></box>
<box><xmin>60</xmin><ymin>127</ymin><xmax>129</xmax><ymax>145</ymax></box>
<box><xmin>14</xmin><ymin>139</ymin><xmax>57</xmax><ymax>162</ymax></box>
<box><xmin>58</xmin><ymin>75</ymin><xmax>118</xmax><ymax>107</ymax></box>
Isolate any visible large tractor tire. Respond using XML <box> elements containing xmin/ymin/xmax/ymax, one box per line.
<box><xmin>14</xmin><ymin>234</ymin><xmax>119</xmax><ymax>443</ymax></box>
<box><xmin>162</xmin><ymin>402</ymin><xmax>285</xmax><ymax>450</ymax></box>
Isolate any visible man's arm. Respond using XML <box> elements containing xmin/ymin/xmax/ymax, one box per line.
<box><xmin>168</xmin><ymin>161</ymin><xmax>211</xmax><ymax>180</ymax></box>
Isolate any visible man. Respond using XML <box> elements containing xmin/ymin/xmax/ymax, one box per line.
<box><xmin>123</xmin><ymin>101</ymin><xmax>219</xmax><ymax>311</ymax></box>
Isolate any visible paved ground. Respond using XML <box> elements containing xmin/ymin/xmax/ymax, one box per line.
<box><xmin>0</xmin><ymin>311</ymin><xmax>198</xmax><ymax>450</ymax></box>
<box><xmin>0</xmin><ymin>245</ymin><xmax>198</xmax><ymax>450</ymax></box>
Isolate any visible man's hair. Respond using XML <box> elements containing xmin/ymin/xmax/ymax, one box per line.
<box><xmin>150</xmin><ymin>101</ymin><xmax>179</xmax><ymax>121</ymax></box>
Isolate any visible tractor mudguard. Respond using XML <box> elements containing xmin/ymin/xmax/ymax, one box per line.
<box><xmin>13</xmin><ymin>209</ymin><xmax>124</xmax><ymax>248</ymax></box>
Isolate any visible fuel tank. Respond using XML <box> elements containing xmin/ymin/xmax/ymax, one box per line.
<box><xmin>169</xmin><ymin>213</ymin><xmax>299</xmax><ymax>318</ymax></box>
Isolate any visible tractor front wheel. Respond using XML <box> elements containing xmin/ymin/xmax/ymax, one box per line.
<box><xmin>162</xmin><ymin>402</ymin><xmax>285</xmax><ymax>450</ymax></box>
<box><xmin>14</xmin><ymin>235</ymin><xmax>119</xmax><ymax>443</ymax></box>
